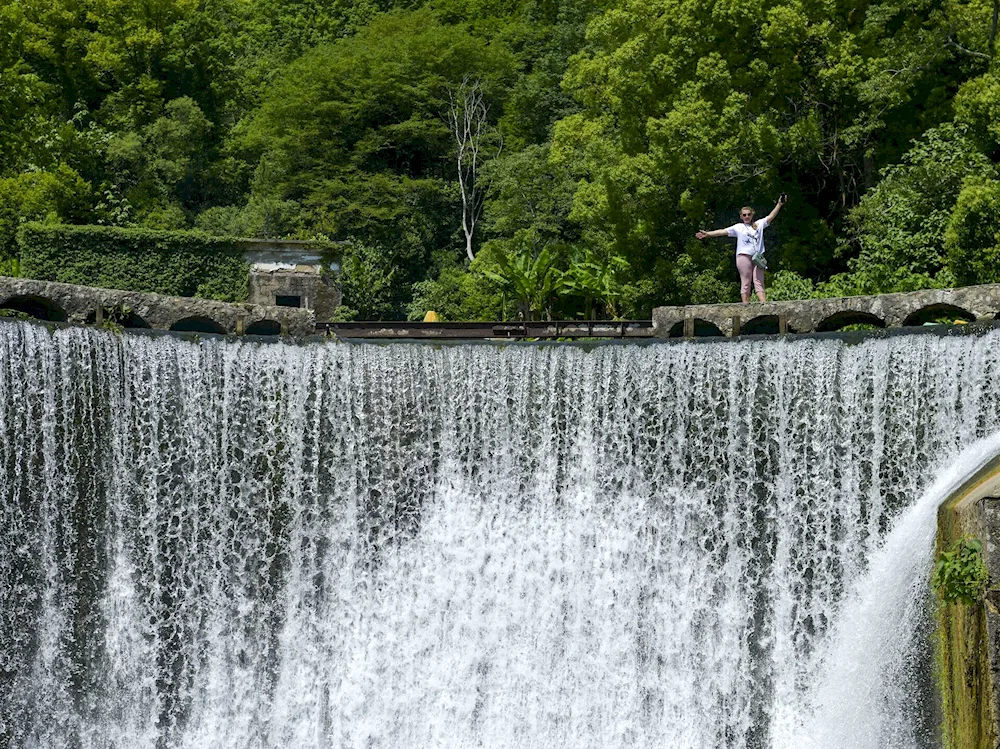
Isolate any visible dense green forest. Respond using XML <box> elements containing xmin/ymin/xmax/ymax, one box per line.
<box><xmin>2</xmin><ymin>0</ymin><xmax>999</xmax><ymax>320</ymax></box>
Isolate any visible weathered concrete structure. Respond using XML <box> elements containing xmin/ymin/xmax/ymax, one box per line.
<box><xmin>653</xmin><ymin>284</ymin><xmax>1000</xmax><ymax>337</ymax></box>
<box><xmin>0</xmin><ymin>277</ymin><xmax>314</xmax><ymax>336</ymax></box>
<box><xmin>248</xmin><ymin>269</ymin><xmax>340</xmax><ymax>322</ymax></box>
<box><xmin>243</xmin><ymin>239</ymin><xmax>341</xmax><ymax>322</ymax></box>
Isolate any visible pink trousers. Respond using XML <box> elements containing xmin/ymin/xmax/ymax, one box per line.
<box><xmin>736</xmin><ymin>254</ymin><xmax>765</xmax><ymax>296</ymax></box>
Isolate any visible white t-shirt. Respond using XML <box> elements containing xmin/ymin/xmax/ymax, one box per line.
<box><xmin>727</xmin><ymin>216</ymin><xmax>769</xmax><ymax>257</ymax></box>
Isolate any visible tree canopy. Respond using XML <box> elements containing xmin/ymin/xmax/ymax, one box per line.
<box><xmin>1</xmin><ymin>0</ymin><xmax>999</xmax><ymax>319</ymax></box>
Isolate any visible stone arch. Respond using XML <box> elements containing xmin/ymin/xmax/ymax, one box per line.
<box><xmin>741</xmin><ymin>315</ymin><xmax>780</xmax><ymax>335</ymax></box>
<box><xmin>667</xmin><ymin>321</ymin><xmax>684</xmax><ymax>338</ymax></box>
<box><xmin>85</xmin><ymin>306</ymin><xmax>150</xmax><ymax>329</ymax></box>
<box><xmin>816</xmin><ymin>310</ymin><xmax>886</xmax><ymax>333</ymax></box>
<box><xmin>245</xmin><ymin>319</ymin><xmax>282</xmax><ymax>336</ymax></box>
<box><xmin>170</xmin><ymin>316</ymin><xmax>227</xmax><ymax>335</ymax></box>
<box><xmin>0</xmin><ymin>294</ymin><xmax>68</xmax><ymax>322</ymax></box>
<box><xmin>902</xmin><ymin>303</ymin><xmax>976</xmax><ymax>327</ymax></box>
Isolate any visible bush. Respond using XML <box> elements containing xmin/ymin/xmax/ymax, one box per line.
<box><xmin>17</xmin><ymin>223</ymin><xmax>251</xmax><ymax>302</ymax></box>
<box><xmin>407</xmin><ymin>250</ymin><xmax>507</xmax><ymax>321</ymax></box>
<box><xmin>933</xmin><ymin>536</ymin><xmax>990</xmax><ymax>606</ymax></box>
<box><xmin>767</xmin><ymin>270</ymin><xmax>816</xmax><ymax>301</ymax></box>
<box><xmin>332</xmin><ymin>241</ymin><xmax>401</xmax><ymax>320</ymax></box>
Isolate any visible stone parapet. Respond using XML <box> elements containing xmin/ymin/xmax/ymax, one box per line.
<box><xmin>653</xmin><ymin>284</ymin><xmax>1000</xmax><ymax>337</ymax></box>
<box><xmin>0</xmin><ymin>276</ymin><xmax>314</xmax><ymax>336</ymax></box>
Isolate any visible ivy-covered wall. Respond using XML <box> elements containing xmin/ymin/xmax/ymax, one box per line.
<box><xmin>17</xmin><ymin>224</ymin><xmax>251</xmax><ymax>302</ymax></box>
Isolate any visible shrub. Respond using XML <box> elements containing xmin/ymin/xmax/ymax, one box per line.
<box><xmin>17</xmin><ymin>223</ymin><xmax>251</xmax><ymax>301</ymax></box>
<box><xmin>933</xmin><ymin>536</ymin><xmax>990</xmax><ymax>606</ymax></box>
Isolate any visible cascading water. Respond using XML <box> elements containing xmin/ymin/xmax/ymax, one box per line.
<box><xmin>795</xmin><ymin>432</ymin><xmax>1000</xmax><ymax>749</ymax></box>
<box><xmin>3</xmin><ymin>320</ymin><xmax>1000</xmax><ymax>749</ymax></box>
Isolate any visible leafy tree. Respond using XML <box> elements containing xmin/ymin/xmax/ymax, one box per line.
<box><xmin>945</xmin><ymin>177</ymin><xmax>1000</xmax><ymax>285</ymax></box>
<box><xmin>0</xmin><ymin>165</ymin><xmax>92</xmax><ymax>266</ymax></box>
<box><xmin>331</xmin><ymin>240</ymin><xmax>401</xmax><ymax>321</ymax></box>
<box><xmin>102</xmin><ymin>96</ymin><xmax>214</xmax><ymax>226</ymax></box>
<box><xmin>548</xmin><ymin>0</ymin><xmax>983</xmax><ymax>307</ymax></box>
<box><xmin>842</xmin><ymin>124</ymin><xmax>995</xmax><ymax>292</ymax></box>
<box><xmin>406</xmin><ymin>249</ymin><xmax>507</xmax><ymax>320</ymax></box>
<box><xmin>561</xmin><ymin>251</ymin><xmax>629</xmax><ymax>318</ymax></box>
<box><xmin>241</xmin><ymin>8</ymin><xmax>516</xmax><ymax>316</ymax></box>
<box><xmin>482</xmin><ymin>243</ymin><xmax>568</xmax><ymax>320</ymax></box>
<box><xmin>480</xmin><ymin>143</ymin><xmax>579</xmax><ymax>254</ymax></box>
<box><xmin>767</xmin><ymin>270</ymin><xmax>817</xmax><ymax>302</ymax></box>
<box><xmin>1</xmin><ymin>0</ymin><xmax>999</xmax><ymax>316</ymax></box>
<box><xmin>953</xmin><ymin>72</ymin><xmax>1000</xmax><ymax>157</ymax></box>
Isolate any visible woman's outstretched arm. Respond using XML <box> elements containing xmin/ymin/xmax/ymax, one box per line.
<box><xmin>764</xmin><ymin>198</ymin><xmax>785</xmax><ymax>224</ymax></box>
<box><xmin>695</xmin><ymin>228</ymin><xmax>729</xmax><ymax>240</ymax></box>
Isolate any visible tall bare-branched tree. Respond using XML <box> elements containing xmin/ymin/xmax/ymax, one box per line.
<box><xmin>448</xmin><ymin>77</ymin><xmax>500</xmax><ymax>261</ymax></box>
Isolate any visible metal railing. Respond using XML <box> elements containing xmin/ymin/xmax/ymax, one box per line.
<box><xmin>317</xmin><ymin>320</ymin><xmax>654</xmax><ymax>339</ymax></box>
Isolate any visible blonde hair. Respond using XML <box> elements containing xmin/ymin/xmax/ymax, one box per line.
<box><xmin>741</xmin><ymin>206</ymin><xmax>757</xmax><ymax>230</ymax></box>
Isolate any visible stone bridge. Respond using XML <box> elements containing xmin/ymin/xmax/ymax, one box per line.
<box><xmin>653</xmin><ymin>284</ymin><xmax>1000</xmax><ymax>338</ymax></box>
<box><xmin>0</xmin><ymin>277</ymin><xmax>314</xmax><ymax>337</ymax></box>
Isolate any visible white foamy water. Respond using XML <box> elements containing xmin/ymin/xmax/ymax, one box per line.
<box><xmin>778</xmin><ymin>432</ymin><xmax>1000</xmax><ymax>749</ymax></box>
<box><xmin>3</xmin><ymin>321</ymin><xmax>1000</xmax><ymax>748</ymax></box>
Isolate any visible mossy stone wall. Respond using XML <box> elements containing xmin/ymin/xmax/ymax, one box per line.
<box><xmin>936</xmin><ymin>491</ymin><xmax>1000</xmax><ymax>749</ymax></box>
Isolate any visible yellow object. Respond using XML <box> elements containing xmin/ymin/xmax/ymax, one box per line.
<box><xmin>423</xmin><ymin>310</ymin><xmax>440</xmax><ymax>322</ymax></box>
<box><xmin>955</xmin><ymin>319</ymin><xmax>969</xmax><ymax>325</ymax></box>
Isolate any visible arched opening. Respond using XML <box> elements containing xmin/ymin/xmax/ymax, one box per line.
<box><xmin>903</xmin><ymin>304</ymin><xmax>976</xmax><ymax>327</ymax></box>
<box><xmin>693</xmin><ymin>318</ymin><xmax>724</xmax><ymax>337</ymax></box>
<box><xmin>169</xmin><ymin>316</ymin><xmax>227</xmax><ymax>335</ymax></box>
<box><xmin>666</xmin><ymin>319</ymin><xmax>725</xmax><ymax>338</ymax></box>
<box><xmin>245</xmin><ymin>319</ymin><xmax>282</xmax><ymax>336</ymax></box>
<box><xmin>741</xmin><ymin>315</ymin><xmax>780</xmax><ymax>336</ymax></box>
<box><xmin>84</xmin><ymin>306</ymin><xmax>150</xmax><ymax>329</ymax></box>
<box><xmin>816</xmin><ymin>311</ymin><xmax>887</xmax><ymax>333</ymax></box>
<box><xmin>0</xmin><ymin>295</ymin><xmax>68</xmax><ymax>322</ymax></box>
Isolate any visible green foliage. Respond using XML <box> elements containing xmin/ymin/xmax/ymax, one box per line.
<box><xmin>945</xmin><ymin>178</ymin><xmax>1000</xmax><ymax>286</ymax></box>
<box><xmin>407</xmin><ymin>250</ymin><xmax>507</xmax><ymax>321</ymax></box>
<box><xmin>843</xmin><ymin>125</ymin><xmax>996</xmax><ymax>292</ymax></box>
<box><xmin>767</xmin><ymin>270</ymin><xmax>817</xmax><ymax>302</ymax></box>
<box><xmin>104</xmin><ymin>96</ymin><xmax>214</xmax><ymax>226</ymax></box>
<box><xmin>562</xmin><ymin>253</ymin><xmax>630</xmax><ymax>319</ymax></box>
<box><xmin>934</xmin><ymin>537</ymin><xmax>990</xmax><ymax>607</ymax></box>
<box><xmin>0</xmin><ymin>308</ymin><xmax>31</xmax><ymax>321</ymax></box>
<box><xmin>332</xmin><ymin>241</ymin><xmax>401</xmax><ymax>321</ymax></box>
<box><xmin>953</xmin><ymin>73</ymin><xmax>1000</xmax><ymax>156</ymax></box>
<box><xmin>0</xmin><ymin>165</ymin><xmax>92</xmax><ymax>262</ymax></box>
<box><xmin>481</xmin><ymin>244</ymin><xmax>568</xmax><ymax>320</ymax></box>
<box><xmin>241</xmin><ymin>8</ymin><xmax>517</xmax><ymax>299</ymax></box>
<box><xmin>18</xmin><ymin>223</ymin><xmax>250</xmax><ymax>301</ymax></box>
<box><xmin>0</xmin><ymin>0</ymin><xmax>998</xmax><ymax>318</ymax></box>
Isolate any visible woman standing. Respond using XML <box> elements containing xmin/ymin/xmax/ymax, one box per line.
<box><xmin>696</xmin><ymin>195</ymin><xmax>786</xmax><ymax>303</ymax></box>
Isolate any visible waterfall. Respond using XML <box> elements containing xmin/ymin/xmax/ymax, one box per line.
<box><xmin>3</xmin><ymin>321</ymin><xmax>1000</xmax><ymax>749</ymax></box>
<box><xmin>793</xmin><ymin>432</ymin><xmax>1000</xmax><ymax>749</ymax></box>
